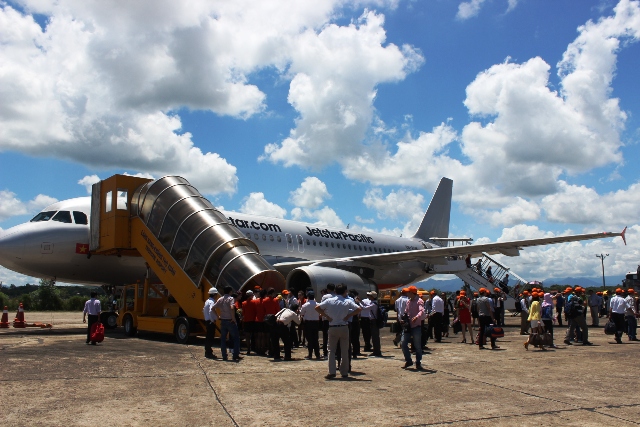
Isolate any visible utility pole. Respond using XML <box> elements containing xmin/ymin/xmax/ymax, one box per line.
<box><xmin>596</xmin><ymin>254</ymin><xmax>609</xmax><ymax>290</ymax></box>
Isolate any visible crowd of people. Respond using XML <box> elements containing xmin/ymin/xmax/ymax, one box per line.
<box><xmin>200</xmin><ymin>281</ymin><xmax>640</xmax><ymax>378</ymax></box>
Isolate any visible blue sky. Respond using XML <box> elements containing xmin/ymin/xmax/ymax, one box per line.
<box><xmin>1</xmin><ymin>0</ymin><xmax>639</xmax><ymax>285</ymax></box>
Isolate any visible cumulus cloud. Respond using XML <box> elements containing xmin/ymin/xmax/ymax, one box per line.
<box><xmin>239</xmin><ymin>192</ymin><xmax>287</xmax><ymax>218</ymax></box>
<box><xmin>340</xmin><ymin>1</ymin><xmax>640</xmax><ymax>226</ymax></box>
<box><xmin>1</xmin><ymin>1</ymin><xmax>408</xmax><ymax>196</ymax></box>
<box><xmin>291</xmin><ymin>206</ymin><xmax>345</xmax><ymax>228</ymax></box>
<box><xmin>78</xmin><ymin>175</ymin><xmax>101</xmax><ymax>194</ymax></box>
<box><xmin>541</xmin><ymin>180</ymin><xmax>640</xmax><ymax>228</ymax></box>
<box><xmin>261</xmin><ymin>10</ymin><xmax>424</xmax><ymax>168</ymax></box>
<box><xmin>0</xmin><ymin>190</ymin><xmax>58</xmax><ymax>222</ymax></box>
<box><xmin>289</xmin><ymin>177</ymin><xmax>331</xmax><ymax>209</ymax></box>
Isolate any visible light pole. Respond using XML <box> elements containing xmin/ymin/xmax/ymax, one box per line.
<box><xmin>596</xmin><ymin>254</ymin><xmax>609</xmax><ymax>290</ymax></box>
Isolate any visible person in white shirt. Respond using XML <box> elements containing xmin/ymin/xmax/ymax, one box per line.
<box><xmin>82</xmin><ymin>291</ymin><xmax>101</xmax><ymax>345</ymax></box>
<box><xmin>213</xmin><ymin>286</ymin><xmax>242</xmax><ymax>361</ymax></box>
<box><xmin>624</xmin><ymin>289</ymin><xmax>638</xmax><ymax>341</ymax></box>
<box><xmin>320</xmin><ymin>283</ymin><xmax>336</xmax><ymax>358</ymax></box>
<box><xmin>429</xmin><ymin>291</ymin><xmax>444</xmax><ymax>342</ymax></box>
<box><xmin>366</xmin><ymin>291</ymin><xmax>383</xmax><ymax>357</ymax></box>
<box><xmin>315</xmin><ymin>284</ymin><xmax>362</xmax><ymax>379</ymax></box>
<box><xmin>203</xmin><ymin>287</ymin><xmax>220</xmax><ymax>359</ymax></box>
<box><xmin>393</xmin><ymin>288</ymin><xmax>409</xmax><ymax>346</ymax></box>
<box><xmin>359</xmin><ymin>294</ymin><xmax>374</xmax><ymax>353</ymax></box>
<box><xmin>609</xmin><ymin>288</ymin><xmax>629</xmax><ymax>344</ymax></box>
<box><xmin>274</xmin><ymin>304</ymin><xmax>301</xmax><ymax>361</ymax></box>
<box><xmin>300</xmin><ymin>291</ymin><xmax>321</xmax><ymax>359</ymax></box>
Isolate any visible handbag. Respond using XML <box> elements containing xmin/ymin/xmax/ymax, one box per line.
<box><xmin>604</xmin><ymin>320</ymin><xmax>617</xmax><ymax>335</ymax></box>
<box><xmin>452</xmin><ymin>318</ymin><xmax>462</xmax><ymax>334</ymax></box>
<box><xmin>529</xmin><ymin>331</ymin><xmax>552</xmax><ymax>346</ymax></box>
<box><xmin>485</xmin><ymin>324</ymin><xmax>504</xmax><ymax>339</ymax></box>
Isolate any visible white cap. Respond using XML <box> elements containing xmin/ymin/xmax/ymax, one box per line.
<box><xmin>208</xmin><ymin>287</ymin><xmax>220</xmax><ymax>295</ymax></box>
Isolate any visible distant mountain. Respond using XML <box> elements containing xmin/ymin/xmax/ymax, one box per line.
<box><xmin>418</xmin><ymin>275</ymin><xmax>625</xmax><ymax>292</ymax></box>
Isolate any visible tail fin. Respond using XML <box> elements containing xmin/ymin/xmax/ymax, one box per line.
<box><xmin>411</xmin><ymin>177</ymin><xmax>453</xmax><ymax>240</ymax></box>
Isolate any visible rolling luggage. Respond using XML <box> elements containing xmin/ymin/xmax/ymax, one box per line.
<box><xmin>90</xmin><ymin>322</ymin><xmax>105</xmax><ymax>343</ymax></box>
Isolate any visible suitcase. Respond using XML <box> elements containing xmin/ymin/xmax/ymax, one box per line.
<box><xmin>604</xmin><ymin>320</ymin><xmax>617</xmax><ymax>335</ymax></box>
<box><xmin>90</xmin><ymin>322</ymin><xmax>105</xmax><ymax>343</ymax></box>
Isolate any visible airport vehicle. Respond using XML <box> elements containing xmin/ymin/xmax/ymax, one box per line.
<box><xmin>0</xmin><ymin>175</ymin><xmax>626</xmax><ymax>308</ymax></box>
<box><xmin>379</xmin><ymin>289</ymin><xmax>400</xmax><ymax>310</ymax></box>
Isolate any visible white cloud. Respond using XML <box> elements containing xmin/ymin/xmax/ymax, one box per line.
<box><xmin>541</xmin><ymin>180</ymin><xmax>640</xmax><ymax>228</ymax></box>
<box><xmin>289</xmin><ymin>177</ymin><xmax>331</xmax><ymax>209</ymax></box>
<box><xmin>355</xmin><ymin>216</ymin><xmax>375</xmax><ymax>224</ymax></box>
<box><xmin>78</xmin><ymin>175</ymin><xmax>101</xmax><ymax>194</ymax></box>
<box><xmin>363</xmin><ymin>188</ymin><xmax>424</xmax><ymax>220</ymax></box>
<box><xmin>239</xmin><ymin>192</ymin><xmax>287</xmax><ymax>219</ymax></box>
<box><xmin>261</xmin><ymin>10</ymin><xmax>423</xmax><ymax>168</ymax></box>
<box><xmin>339</xmin><ymin>2</ymin><xmax>640</xmax><ymax>226</ymax></box>
<box><xmin>291</xmin><ymin>206</ymin><xmax>345</xmax><ymax>228</ymax></box>
<box><xmin>456</xmin><ymin>0</ymin><xmax>487</xmax><ymax>20</ymax></box>
<box><xmin>0</xmin><ymin>190</ymin><xmax>58</xmax><ymax>222</ymax></box>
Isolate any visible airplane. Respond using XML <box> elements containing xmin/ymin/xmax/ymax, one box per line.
<box><xmin>0</xmin><ymin>177</ymin><xmax>627</xmax><ymax>299</ymax></box>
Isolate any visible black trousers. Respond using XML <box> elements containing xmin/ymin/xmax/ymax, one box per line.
<box><xmin>289</xmin><ymin>322</ymin><xmax>299</xmax><ymax>347</ymax></box>
<box><xmin>478</xmin><ymin>315</ymin><xmax>495</xmax><ymax>347</ymax></box>
<box><xmin>350</xmin><ymin>316</ymin><xmax>361</xmax><ymax>355</ymax></box>
<box><xmin>361</xmin><ymin>317</ymin><xmax>372</xmax><ymax>350</ymax></box>
<box><xmin>86</xmin><ymin>314</ymin><xmax>99</xmax><ymax>343</ymax></box>
<box><xmin>205</xmin><ymin>320</ymin><xmax>216</xmax><ymax>355</ymax></box>
<box><xmin>429</xmin><ymin>312</ymin><xmax>443</xmax><ymax>341</ymax></box>
<box><xmin>322</xmin><ymin>320</ymin><xmax>329</xmax><ymax>356</ymax></box>
<box><xmin>611</xmin><ymin>312</ymin><xmax>626</xmax><ymax>341</ymax></box>
<box><xmin>556</xmin><ymin>309</ymin><xmax>563</xmax><ymax>326</ymax></box>
<box><xmin>275</xmin><ymin>322</ymin><xmax>293</xmax><ymax>359</ymax></box>
<box><xmin>543</xmin><ymin>319</ymin><xmax>554</xmax><ymax>341</ymax></box>
<box><xmin>304</xmin><ymin>320</ymin><xmax>320</xmax><ymax>358</ymax></box>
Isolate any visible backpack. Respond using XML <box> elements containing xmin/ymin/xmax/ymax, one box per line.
<box><xmin>541</xmin><ymin>304</ymin><xmax>553</xmax><ymax>319</ymax></box>
<box><xmin>376</xmin><ymin>303</ymin><xmax>388</xmax><ymax>328</ymax></box>
<box><xmin>567</xmin><ymin>298</ymin><xmax>585</xmax><ymax>318</ymax></box>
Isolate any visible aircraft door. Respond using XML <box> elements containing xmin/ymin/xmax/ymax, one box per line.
<box><xmin>285</xmin><ymin>233</ymin><xmax>294</xmax><ymax>252</ymax></box>
<box><xmin>296</xmin><ymin>234</ymin><xmax>305</xmax><ymax>253</ymax></box>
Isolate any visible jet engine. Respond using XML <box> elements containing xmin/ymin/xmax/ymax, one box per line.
<box><xmin>286</xmin><ymin>266</ymin><xmax>377</xmax><ymax>300</ymax></box>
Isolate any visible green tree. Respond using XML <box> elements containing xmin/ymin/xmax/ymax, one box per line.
<box><xmin>0</xmin><ymin>292</ymin><xmax>8</xmax><ymax>309</ymax></box>
<box><xmin>65</xmin><ymin>295</ymin><xmax>86</xmax><ymax>311</ymax></box>
<box><xmin>35</xmin><ymin>279</ymin><xmax>64</xmax><ymax>311</ymax></box>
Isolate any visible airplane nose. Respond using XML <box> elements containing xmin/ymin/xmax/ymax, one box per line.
<box><xmin>0</xmin><ymin>229</ymin><xmax>25</xmax><ymax>264</ymax></box>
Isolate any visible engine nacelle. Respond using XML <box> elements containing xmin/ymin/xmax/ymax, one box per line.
<box><xmin>286</xmin><ymin>266</ymin><xmax>377</xmax><ymax>300</ymax></box>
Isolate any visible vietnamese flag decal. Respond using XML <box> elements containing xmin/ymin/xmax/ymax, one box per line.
<box><xmin>76</xmin><ymin>243</ymin><xmax>89</xmax><ymax>254</ymax></box>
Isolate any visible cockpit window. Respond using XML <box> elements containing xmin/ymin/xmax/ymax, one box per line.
<box><xmin>30</xmin><ymin>211</ymin><xmax>56</xmax><ymax>222</ymax></box>
<box><xmin>73</xmin><ymin>211</ymin><xmax>88</xmax><ymax>225</ymax></box>
<box><xmin>51</xmin><ymin>211</ymin><xmax>72</xmax><ymax>223</ymax></box>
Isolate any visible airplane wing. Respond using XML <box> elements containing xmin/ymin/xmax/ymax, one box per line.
<box><xmin>272</xmin><ymin>228</ymin><xmax>626</xmax><ymax>272</ymax></box>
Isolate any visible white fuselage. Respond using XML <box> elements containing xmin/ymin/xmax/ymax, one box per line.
<box><xmin>0</xmin><ymin>197</ymin><xmax>440</xmax><ymax>287</ymax></box>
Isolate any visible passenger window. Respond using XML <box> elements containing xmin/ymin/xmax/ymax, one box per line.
<box><xmin>30</xmin><ymin>211</ymin><xmax>56</xmax><ymax>222</ymax></box>
<box><xmin>262</xmin><ymin>234</ymin><xmax>266</xmax><ymax>241</ymax></box>
<box><xmin>117</xmin><ymin>189</ymin><xmax>128</xmax><ymax>210</ymax></box>
<box><xmin>270</xmin><ymin>235</ymin><xmax>274</xmax><ymax>242</ymax></box>
<box><xmin>73</xmin><ymin>211</ymin><xmax>88</xmax><ymax>225</ymax></box>
<box><xmin>277</xmin><ymin>236</ymin><xmax>281</xmax><ymax>242</ymax></box>
<box><xmin>246</xmin><ymin>232</ymin><xmax>251</xmax><ymax>239</ymax></box>
<box><xmin>331</xmin><ymin>242</ymin><xmax>334</xmax><ymax>248</ymax></box>
<box><xmin>105</xmin><ymin>191</ymin><xmax>112</xmax><ymax>213</ymax></box>
<box><xmin>343</xmin><ymin>244</ymin><xmax>346</xmax><ymax>249</ymax></box>
<box><xmin>359</xmin><ymin>245</ymin><xmax>362</xmax><ymax>250</ymax></box>
<box><xmin>313</xmin><ymin>240</ymin><xmax>316</xmax><ymax>246</ymax></box>
<box><xmin>306</xmin><ymin>239</ymin><xmax>310</xmax><ymax>245</ymax></box>
<box><xmin>51</xmin><ymin>211</ymin><xmax>72</xmax><ymax>223</ymax></box>
<box><xmin>255</xmin><ymin>234</ymin><xmax>259</xmax><ymax>240</ymax></box>
<box><xmin>286</xmin><ymin>235</ymin><xmax>292</xmax><ymax>243</ymax></box>
<box><xmin>348</xmin><ymin>244</ymin><xmax>351</xmax><ymax>249</ymax></box>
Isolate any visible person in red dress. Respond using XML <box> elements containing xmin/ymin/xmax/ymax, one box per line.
<box><xmin>457</xmin><ymin>290</ymin><xmax>473</xmax><ymax>343</ymax></box>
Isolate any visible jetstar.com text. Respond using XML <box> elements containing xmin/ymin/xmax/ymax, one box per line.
<box><xmin>228</xmin><ymin>217</ymin><xmax>282</xmax><ymax>233</ymax></box>
<box><xmin>305</xmin><ymin>227</ymin><xmax>375</xmax><ymax>244</ymax></box>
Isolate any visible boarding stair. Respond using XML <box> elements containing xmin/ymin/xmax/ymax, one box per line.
<box><xmin>454</xmin><ymin>253</ymin><xmax>528</xmax><ymax>311</ymax></box>
<box><xmin>89</xmin><ymin>175</ymin><xmax>285</xmax><ymax>340</ymax></box>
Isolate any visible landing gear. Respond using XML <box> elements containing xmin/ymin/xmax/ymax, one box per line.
<box><xmin>101</xmin><ymin>311</ymin><xmax>118</xmax><ymax>329</ymax></box>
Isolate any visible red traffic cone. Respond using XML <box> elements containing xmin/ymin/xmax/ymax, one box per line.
<box><xmin>0</xmin><ymin>306</ymin><xmax>9</xmax><ymax>328</ymax></box>
<box><xmin>13</xmin><ymin>303</ymin><xmax>26</xmax><ymax>328</ymax></box>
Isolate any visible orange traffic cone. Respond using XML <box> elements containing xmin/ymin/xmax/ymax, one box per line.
<box><xmin>0</xmin><ymin>306</ymin><xmax>9</xmax><ymax>328</ymax></box>
<box><xmin>13</xmin><ymin>303</ymin><xmax>26</xmax><ymax>328</ymax></box>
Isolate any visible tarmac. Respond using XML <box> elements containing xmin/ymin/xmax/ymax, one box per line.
<box><xmin>1</xmin><ymin>311</ymin><xmax>639</xmax><ymax>426</ymax></box>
